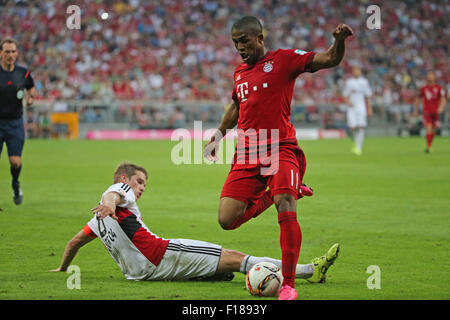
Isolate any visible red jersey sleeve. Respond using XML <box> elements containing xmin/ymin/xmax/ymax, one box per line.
<box><xmin>282</xmin><ymin>49</ymin><xmax>316</xmax><ymax>78</ymax></box>
<box><xmin>232</xmin><ymin>84</ymin><xmax>238</xmax><ymax>102</ymax></box>
<box><xmin>82</xmin><ymin>224</ymin><xmax>98</xmax><ymax>239</ymax></box>
<box><xmin>231</xmin><ymin>70</ymin><xmax>242</xmax><ymax>109</ymax></box>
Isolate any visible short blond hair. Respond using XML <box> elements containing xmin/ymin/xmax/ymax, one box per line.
<box><xmin>113</xmin><ymin>161</ymin><xmax>148</xmax><ymax>183</ymax></box>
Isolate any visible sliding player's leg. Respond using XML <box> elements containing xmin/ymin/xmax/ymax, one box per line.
<box><xmin>217</xmin><ymin>245</ymin><xmax>340</xmax><ymax>281</ymax></box>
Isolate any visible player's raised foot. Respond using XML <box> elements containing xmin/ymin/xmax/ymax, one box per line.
<box><xmin>12</xmin><ymin>182</ymin><xmax>23</xmax><ymax>205</ymax></box>
<box><xmin>307</xmin><ymin>243</ymin><xmax>340</xmax><ymax>283</ymax></box>
<box><xmin>299</xmin><ymin>184</ymin><xmax>314</xmax><ymax>197</ymax></box>
<box><xmin>278</xmin><ymin>285</ymin><xmax>298</xmax><ymax>300</ymax></box>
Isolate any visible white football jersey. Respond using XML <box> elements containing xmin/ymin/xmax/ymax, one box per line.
<box><xmin>85</xmin><ymin>183</ymin><xmax>169</xmax><ymax>280</ymax></box>
<box><xmin>343</xmin><ymin>76</ymin><xmax>372</xmax><ymax>113</ymax></box>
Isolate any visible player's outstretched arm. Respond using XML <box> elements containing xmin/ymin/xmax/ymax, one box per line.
<box><xmin>204</xmin><ymin>101</ymin><xmax>239</xmax><ymax>162</ymax></box>
<box><xmin>50</xmin><ymin>230</ymin><xmax>94</xmax><ymax>272</ymax></box>
<box><xmin>92</xmin><ymin>191</ymin><xmax>122</xmax><ymax>220</ymax></box>
<box><xmin>310</xmin><ymin>24</ymin><xmax>353</xmax><ymax>71</ymax></box>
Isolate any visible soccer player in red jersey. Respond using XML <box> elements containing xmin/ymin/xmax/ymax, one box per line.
<box><xmin>204</xmin><ymin>16</ymin><xmax>352</xmax><ymax>300</ymax></box>
<box><xmin>413</xmin><ymin>71</ymin><xmax>447</xmax><ymax>153</ymax></box>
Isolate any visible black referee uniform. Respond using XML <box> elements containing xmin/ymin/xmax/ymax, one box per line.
<box><xmin>0</xmin><ymin>64</ymin><xmax>34</xmax><ymax>204</ymax></box>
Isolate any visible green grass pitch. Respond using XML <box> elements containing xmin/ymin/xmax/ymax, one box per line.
<box><xmin>0</xmin><ymin>136</ymin><xmax>449</xmax><ymax>300</ymax></box>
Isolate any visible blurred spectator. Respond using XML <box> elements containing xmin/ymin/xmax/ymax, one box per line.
<box><xmin>1</xmin><ymin>0</ymin><xmax>447</xmax><ymax>126</ymax></box>
<box><xmin>168</xmin><ymin>106</ymin><xmax>186</xmax><ymax>129</ymax></box>
<box><xmin>38</xmin><ymin>111</ymin><xmax>52</xmax><ymax>138</ymax></box>
<box><xmin>82</xmin><ymin>107</ymin><xmax>106</xmax><ymax>123</ymax></box>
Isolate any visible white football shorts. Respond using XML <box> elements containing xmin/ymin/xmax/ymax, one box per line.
<box><xmin>347</xmin><ymin>108</ymin><xmax>367</xmax><ymax>128</ymax></box>
<box><xmin>147</xmin><ymin>238</ymin><xmax>222</xmax><ymax>281</ymax></box>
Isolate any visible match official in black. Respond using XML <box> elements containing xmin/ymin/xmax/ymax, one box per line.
<box><xmin>0</xmin><ymin>38</ymin><xmax>35</xmax><ymax>205</ymax></box>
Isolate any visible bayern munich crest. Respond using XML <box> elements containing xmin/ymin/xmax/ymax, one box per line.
<box><xmin>263</xmin><ymin>61</ymin><xmax>273</xmax><ymax>73</ymax></box>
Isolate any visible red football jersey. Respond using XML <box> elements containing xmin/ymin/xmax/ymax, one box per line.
<box><xmin>419</xmin><ymin>84</ymin><xmax>444</xmax><ymax>113</ymax></box>
<box><xmin>231</xmin><ymin>49</ymin><xmax>316</xmax><ymax>167</ymax></box>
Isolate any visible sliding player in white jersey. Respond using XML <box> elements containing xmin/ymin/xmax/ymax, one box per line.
<box><xmin>343</xmin><ymin>66</ymin><xmax>373</xmax><ymax>155</ymax></box>
<box><xmin>51</xmin><ymin>162</ymin><xmax>339</xmax><ymax>285</ymax></box>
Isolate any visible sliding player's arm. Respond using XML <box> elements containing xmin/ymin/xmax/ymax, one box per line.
<box><xmin>204</xmin><ymin>101</ymin><xmax>239</xmax><ymax>162</ymax></box>
<box><xmin>310</xmin><ymin>24</ymin><xmax>353</xmax><ymax>71</ymax></box>
<box><xmin>92</xmin><ymin>191</ymin><xmax>122</xmax><ymax>220</ymax></box>
<box><xmin>50</xmin><ymin>229</ymin><xmax>94</xmax><ymax>272</ymax></box>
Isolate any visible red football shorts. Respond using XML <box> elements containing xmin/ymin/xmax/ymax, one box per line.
<box><xmin>220</xmin><ymin>145</ymin><xmax>306</xmax><ymax>205</ymax></box>
<box><xmin>423</xmin><ymin>112</ymin><xmax>440</xmax><ymax>127</ymax></box>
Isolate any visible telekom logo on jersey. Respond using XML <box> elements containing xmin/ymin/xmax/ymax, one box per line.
<box><xmin>171</xmin><ymin>121</ymin><xmax>279</xmax><ymax>175</ymax></box>
<box><xmin>236</xmin><ymin>81</ymin><xmax>269</xmax><ymax>102</ymax></box>
<box><xmin>236</xmin><ymin>82</ymin><xmax>249</xmax><ymax>102</ymax></box>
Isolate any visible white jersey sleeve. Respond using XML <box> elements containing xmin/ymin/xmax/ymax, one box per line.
<box><xmin>86</xmin><ymin>215</ymin><xmax>99</xmax><ymax>238</ymax></box>
<box><xmin>102</xmin><ymin>183</ymin><xmax>136</xmax><ymax>208</ymax></box>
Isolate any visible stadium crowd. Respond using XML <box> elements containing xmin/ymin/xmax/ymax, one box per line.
<box><xmin>2</xmin><ymin>0</ymin><xmax>449</xmax><ymax>129</ymax></box>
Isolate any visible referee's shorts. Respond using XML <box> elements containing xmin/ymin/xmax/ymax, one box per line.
<box><xmin>0</xmin><ymin>118</ymin><xmax>25</xmax><ymax>157</ymax></box>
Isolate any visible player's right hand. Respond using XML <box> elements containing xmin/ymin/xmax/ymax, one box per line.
<box><xmin>92</xmin><ymin>203</ymin><xmax>118</xmax><ymax>220</ymax></box>
<box><xmin>203</xmin><ymin>140</ymin><xmax>220</xmax><ymax>162</ymax></box>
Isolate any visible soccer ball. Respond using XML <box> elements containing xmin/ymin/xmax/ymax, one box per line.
<box><xmin>245</xmin><ymin>262</ymin><xmax>283</xmax><ymax>297</ymax></box>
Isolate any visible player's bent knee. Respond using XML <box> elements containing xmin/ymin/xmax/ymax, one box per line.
<box><xmin>218</xmin><ymin>197</ymin><xmax>247</xmax><ymax>230</ymax></box>
<box><xmin>274</xmin><ymin>193</ymin><xmax>297</xmax><ymax>213</ymax></box>
<box><xmin>218</xmin><ymin>216</ymin><xmax>235</xmax><ymax>230</ymax></box>
<box><xmin>9</xmin><ymin>156</ymin><xmax>21</xmax><ymax>168</ymax></box>
<box><xmin>218</xmin><ymin>217</ymin><xmax>229</xmax><ymax>230</ymax></box>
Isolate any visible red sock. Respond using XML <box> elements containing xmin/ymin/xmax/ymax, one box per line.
<box><xmin>227</xmin><ymin>190</ymin><xmax>273</xmax><ymax>230</ymax></box>
<box><xmin>426</xmin><ymin>133</ymin><xmax>434</xmax><ymax>148</ymax></box>
<box><xmin>278</xmin><ymin>211</ymin><xmax>302</xmax><ymax>288</ymax></box>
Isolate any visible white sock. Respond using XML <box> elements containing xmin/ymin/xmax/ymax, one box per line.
<box><xmin>240</xmin><ymin>255</ymin><xmax>314</xmax><ymax>279</ymax></box>
<box><xmin>354</xmin><ymin>128</ymin><xmax>365</xmax><ymax>150</ymax></box>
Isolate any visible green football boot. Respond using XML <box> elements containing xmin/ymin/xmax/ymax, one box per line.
<box><xmin>307</xmin><ymin>243</ymin><xmax>340</xmax><ymax>283</ymax></box>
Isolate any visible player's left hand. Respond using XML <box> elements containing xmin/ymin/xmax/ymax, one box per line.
<box><xmin>333</xmin><ymin>24</ymin><xmax>353</xmax><ymax>40</ymax></box>
<box><xmin>92</xmin><ymin>203</ymin><xmax>118</xmax><ymax>220</ymax></box>
<box><xmin>49</xmin><ymin>267</ymin><xmax>65</xmax><ymax>272</ymax></box>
